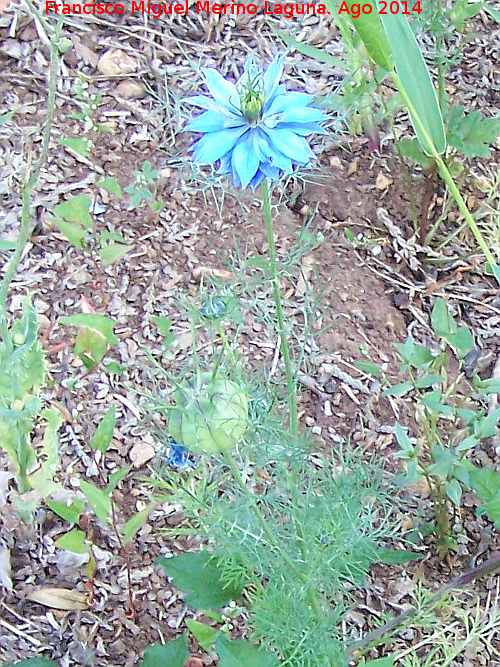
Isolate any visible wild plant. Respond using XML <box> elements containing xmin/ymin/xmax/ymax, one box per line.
<box><xmin>364</xmin><ymin>297</ymin><xmax>500</xmax><ymax>556</ymax></box>
<box><xmin>303</xmin><ymin>1</ymin><xmax>500</xmax><ymax>272</ymax></box>
<box><xmin>0</xmin><ymin>18</ymin><xmax>64</xmax><ymax>519</ymax></box>
<box><xmin>0</xmin><ymin>297</ymin><xmax>63</xmax><ymax>516</ymax></box>
<box><xmin>133</xmin><ymin>53</ymin><xmax>416</xmax><ymax>662</ymax></box>
<box><xmin>143</xmin><ymin>318</ymin><xmax>403</xmax><ymax>667</ymax></box>
<box><xmin>51</xmin><ymin>407</ymin><xmax>154</xmax><ymax>616</ymax></box>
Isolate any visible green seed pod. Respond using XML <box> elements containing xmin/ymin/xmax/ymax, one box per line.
<box><xmin>168</xmin><ymin>372</ymin><xmax>248</xmax><ymax>455</ymax></box>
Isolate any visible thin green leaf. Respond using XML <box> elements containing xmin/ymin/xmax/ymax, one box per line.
<box><xmin>444</xmin><ymin>327</ymin><xmax>474</xmax><ymax>359</ymax></box>
<box><xmin>54</xmin><ymin>529</ymin><xmax>89</xmax><ymax>554</ymax></box>
<box><xmin>80</xmin><ymin>480</ymin><xmax>111</xmax><ymax>524</ymax></box>
<box><xmin>377</xmin><ymin>548</ymin><xmax>422</xmax><ymax>564</ymax></box>
<box><xmin>47</xmin><ymin>498</ymin><xmax>85</xmax><ymax>524</ymax></box>
<box><xmin>361</xmin><ymin>658</ymin><xmax>395</xmax><ymax>667</ymax></box>
<box><xmin>60</xmin><ymin>314</ymin><xmax>118</xmax><ymax>345</ymax></box>
<box><xmin>53</xmin><ymin>195</ymin><xmax>93</xmax><ymax>228</ymax></box>
<box><xmin>186</xmin><ymin>619</ymin><xmax>221</xmax><ymax>651</ymax></box>
<box><xmin>0</xmin><ymin>111</ymin><xmax>14</xmax><ymax>125</ymax></box>
<box><xmin>270</xmin><ymin>26</ymin><xmax>347</xmax><ymax>69</ymax></box>
<box><xmin>0</xmin><ymin>239</ymin><xmax>17</xmax><ymax>251</ymax></box>
<box><xmin>120</xmin><ymin>505</ymin><xmax>154</xmax><ymax>544</ymax></box>
<box><xmin>354</xmin><ymin>360</ymin><xmax>381</xmax><ymax>377</ymax></box>
<box><xmin>378</xmin><ymin>5</ymin><xmax>446</xmax><ymax>155</ymax></box>
<box><xmin>90</xmin><ymin>406</ymin><xmax>116</xmax><ymax>453</ymax></box>
<box><xmin>485</xmin><ymin>2</ymin><xmax>500</xmax><ymax>22</ymax></box>
<box><xmin>331</xmin><ymin>0</ymin><xmax>393</xmax><ymax>70</ymax></box>
<box><xmin>445</xmin><ymin>479</ymin><xmax>462</xmax><ymax>506</ymax></box>
<box><xmin>431</xmin><ymin>298</ymin><xmax>456</xmax><ymax>336</ymax></box>
<box><xmin>394</xmin><ymin>423</ymin><xmax>413</xmax><ymax>451</ymax></box>
<box><xmin>59</xmin><ymin>136</ymin><xmax>92</xmax><ymax>158</ymax></box>
<box><xmin>98</xmin><ymin>243</ymin><xmax>134</xmax><ymax>266</ymax></box>
<box><xmin>397</xmin><ymin>137</ymin><xmax>434</xmax><ymax>169</ymax></box>
<box><xmin>383</xmin><ymin>382</ymin><xmax>412</xmax><ymax>397</ymax></box>
<box><xmin>106</xmin><ymin>465</ymin><xmax>131</xmax><ymax>495</ymax></box>
<box><xmin>50</xmin><ymin>218</ymin><xmax>88</xmax><ymax>249</ymax></box>
<box><xmin>96</xmin><ymin>176</ymin><xmax>122</xmax><ymax>197</ymax></box>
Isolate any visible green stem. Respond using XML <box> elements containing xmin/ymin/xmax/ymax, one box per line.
<box><xmin>222</xmin><ymin>452</ymin><xmax>325</xmax><ymax>619</ymax></box>
<box><xmin>391</xmin><ymin>72</ymin><xmax>497</xmax><ymax>270</ymax></box>
<box><xmin>261</xmin><ymin>179</ymin><xmax>299</xmax><ymax>437</ymax></box>
<box><xmin>222</xmin><ymin>452</ymin><xmax>301</xmax><ymax>577</ymax></box>
<box><xmin>0</xmin><ymin>17</ymin><xmax>63</xmax><ymax>327</ymax></box>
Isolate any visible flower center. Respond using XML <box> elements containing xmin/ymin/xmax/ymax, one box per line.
<box><xmin>239</xmin><ymin>76</ymin><xmax>264</xmax><ymax>126</ymax></box>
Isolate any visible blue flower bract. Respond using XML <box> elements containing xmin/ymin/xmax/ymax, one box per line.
<box><xmin>184</xmin><ymin>55</ymin><xmax>327</xmax><ymax>189</ymax></box>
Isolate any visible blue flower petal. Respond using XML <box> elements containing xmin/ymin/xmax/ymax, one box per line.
<box><xmin>249</xmin><ymin>169</ymin><xmax>266</xmax><ymax>189</ymax></box>
<box><xmin>184</xmin><ymin>55</ymin><xmax>327</xmax><ymax>189</ymax></box>
<box><xmin>192</xmin><ymin>126</ymin><xmax>249</xmax><ymax>163</ymax></box>
<box><xmin>277</xmin><ymin>121</ymin><xmax>329</xmax><ymax>136</ymax></box>
<box><xmin>202</xmin><ymin>68</ymin><xmax>240</xmax><ymax>111</ymax></box>
<box><xmin>276</xmin><ymin>106</ymin><xmax>327</xmax><ymax>125</ymax></box>
<box><xmin>187</xmin><ymin>111</ymin><xmax>246</xmax><ymax>133</ymax></box>
<box><xmin>265</xmin><ymin>91</ymin><xmax>315</xmax><ymax>116</ymax></box>
<box><xmin>231</xmin><ymin>132</ymin><xmax>260</xmax><ymax>189</ymax></box>
<box><xmin>263</xmin><ymin>128</ymin><xmax>314</xmax><ymax>164</ymax></box>
<box><xmin>255</xmin><ymin>131</ymin><xmax>292</xmax><ymax>172</ymax></box>
<box><xmin>184</xmin><ymin>95</ymin><xmax>240</xmax><ymax>116</ymax></box>
<box><xmin>263</xmin><ymin>55</ymin><xmax>285</xmax><ymax>101</ymax></box>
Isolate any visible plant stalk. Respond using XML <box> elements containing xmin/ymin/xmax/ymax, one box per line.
<box><xmin>0</xmin><ymin>17</ymin><xmax>63</xmax><ymax>325</ymax></box>
<box><xmin>391</xmin><ymin>72</ymin><xmax>497</xmax><ymax>273</ymax></box>
<box><xmin>261</xmin><ymin>179</ymin><xmax>299</xmax><ymax>437</ymax></box>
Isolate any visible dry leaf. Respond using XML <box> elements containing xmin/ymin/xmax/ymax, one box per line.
<box><xmin>27</xmin><ymin>587</ymin><xmax>88</xmax><ymax>610</ymax></box>
<box><xmin>185</xmin><ymin>658</ymin><xmax>204</xmax><ymax>667</ymax></box>
<box><xmin>98</xmin><ymin>49</ymin><xmax>138</xmax><ymax>76</ymax></box>
<box><xmin>0</xmin><ymin>0</ymin><xmax>13</xmax><ymax>12</ymax></box>
<box><xmin>71</xmin><ymin>36</ymin><xmax>99</xmax><ymax>67</ymax></box>
<box><xmin>115</xmin><ymin>80</ymin><xmax>146</xmax><ymax>100</ymax></box>
<box><xmin>129</xmin><ymin>441</ymin><xmax>155</xmax><ymax>468</ymax></box>
<box><xmin>375</xmin><ymin>172</ymin><xmax>393</xmax><ymax>190</ymax></box>
<box><xmin>296</xmin><ymin>254</ymin><xmax>316</xmax><ymax>295</ymax></box>
<box><xmin>192</xmin><ymin>266</ymin><xmax>235</xmax><ymax>281</ymax></box>
<box><xmin>0</xmin><ymin>543</ymin><xmax>12</xmax><ymax>592</ymax></box>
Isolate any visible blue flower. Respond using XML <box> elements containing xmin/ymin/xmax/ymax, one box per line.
<box><xmin>167</xmin><ymin>439</ymin><xmax>196</xmax><ymax>469</ymax></box>
<box><xmin>184</xmin><ymin>55</ymin><xmax>327</xmax><ymax>189</ymax></box>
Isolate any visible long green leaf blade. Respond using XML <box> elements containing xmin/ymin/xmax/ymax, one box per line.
<box><xmin>377</xmin><ymin>5</ymin><xmax>446</xmax><ymax>155</ymax></box>
<box><xmin>327</xmin><ymin>0</ymin><xmax>393</xmax><ymax>70</ymax></box>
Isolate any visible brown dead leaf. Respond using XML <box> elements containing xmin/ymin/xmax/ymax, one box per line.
<box><xmin>71</xmin><ymin>36</ymin><xmax>99</xmax><ymax>68</ymax></box>
<box><xmin>98</xmin><ymin>49</ymin><xmax>138</xmax><ymax>76</ymax></box>
<box><xmin>296</xmin><ymin>254</ymin><xmax>316</xmax><ymax>296</ymax></box>
<box><xmin>0</xmin><ymin>543</ymin><xmax>12</xmax><ymax>592</ymax></box>
<box><xmin>27</xmin><ymin>587</ymin><xmax>88</xmax><ymax>610</ymax></box>
<box><xmin>115</xmin><ymin>81</ymin><xmax>146</xmax><ymax>100</ymax></box>
<box><xmin>129</xmin><ymin>441</ymin><xmax>155</xmax><ymax>468</ymax></box>
<box><xmin>375</xmin><ymin>171</ymin><xmax>393</xmax><ymax>190</ymax></box>
<box><xmin>193</xmin><ymin>266</ymin><xmax>235</xmax><ymax>281</ymax></box>
<box><xmin>185</xmin><ymin>658</ymin><xmax>204</xmax><ymax>667</ymax></box>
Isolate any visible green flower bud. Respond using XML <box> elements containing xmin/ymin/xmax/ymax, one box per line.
<box><xmin>200</xmin><ymin>296</ymin><xmax>227</xmax><ymax>320</ymax></box>
<box><xmin>241</xmin><ymin>89</ymin><xmax>264</xmax><ymax>125</ymax></box>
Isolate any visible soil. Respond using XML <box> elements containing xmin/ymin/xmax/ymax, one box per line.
<box><xmin>1</xmin><ymin>2</ymin><xmax>500</xmax><ymax>666</ymax></box>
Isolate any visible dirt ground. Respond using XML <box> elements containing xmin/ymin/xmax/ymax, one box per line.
<box><xmin>1</xmin><ymin>2</ymin><xmax>500</xmax><ymax>666</ymax></box>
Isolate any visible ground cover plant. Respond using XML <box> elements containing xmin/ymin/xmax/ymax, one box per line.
<box><xmin>1</xmin><ymin>1</ymin><xmax>500</xmax><ymax>666</ymax></box>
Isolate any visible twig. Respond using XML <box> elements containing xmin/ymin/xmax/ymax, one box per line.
<box><xmin>348</xmin><ymin>552</ymin><xmax>500</xmax><ymax>654</ymax></box>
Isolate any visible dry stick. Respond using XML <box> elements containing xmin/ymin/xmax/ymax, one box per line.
<box><xmin>0</xmin><ymin>17</ymin><xmax>63</xmax><ymax>325</ymax></box>
<box><xmin>348</xmin><ymin>552</ymin><xmax>500</xmax><ymax>655</ymax></box>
